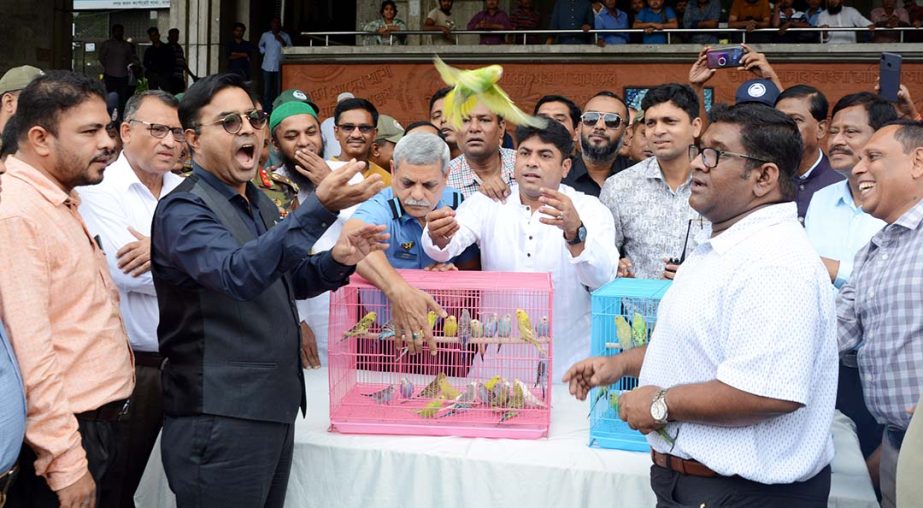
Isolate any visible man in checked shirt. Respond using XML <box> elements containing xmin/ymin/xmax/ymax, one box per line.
<box><xmin>837</xmin><ymin>119</ymin><xmax>923</xmax><ymax>508</ymax></box>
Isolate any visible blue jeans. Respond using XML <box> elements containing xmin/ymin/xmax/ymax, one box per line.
<box><xmin>262</xmin><ymin>70</ymin><xmax>280</xmax><ymax>112</ymax></box>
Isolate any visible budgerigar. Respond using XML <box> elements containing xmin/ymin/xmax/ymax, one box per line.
<box><xmin>458</xmin><ymin>309</ymin><xmax>471</xmax><ymax>350</ymax></box>
<box><xmin>399</xmin><ymin>377</ymin><xmax>414</xmax><ymax>399</ymax></box>
<box><xmin>609</xmin><ymin>391</ymin><xmax>675</xmax><ymax>445</ymax></box>
<box><xmin>416</xmin><ymin>399</ymin><xmax>444</xmax><ymax>418</ymax></box>
<box><xmin>378</xmin><ymin>320</ymin><xmax>396</xmax><ymax>341</ymax></box>
<box><xmin>588</xmin><ymin>385</ymin><xmax>610</xmax><ymax>418</ymax></box>
<box><xmin>615</xmin><ymin>315</ymin><xmax>633</xmax><ymax>352</ymax></box>
<box><xmin>438</xmin><ymin>376</ymin><xmax>460</xmax><ymax>400</ymax></box>
<box><xmin>534</xmin><ymin>315</ymin><xmax>550</xmax><ymax>338</ymax></box>
<box><xmin>497</xmin><ymin>313</ymin><xmax>512</xmax><ymax>353</ymax></box>
<box><xmin>497</xmin><ymin>410</ymin><xmax>518</xmax><ymax>423</ymax></box>
<box><xmin>515</xmin><ymin>308</ymin><xmax>544</xmax><ymax>356</ymax></box>
<box><xmin>439</xmin><ymin>382</ymin><xmax>478</xmax><ymax>418</ymax></box>
<box><xmin>432</xmin><ymin>56</ymin><xmax>547</xmax><ymax>131</ymax></box>
<box><xmin>632</xmin><ymin>312</ymin><xmax>648</xmax><ymax>347</ymax></box>
<box><xmin>492</xmin><ymin>379</ymin><xmax>511</xmax><ymax>408</ymax></box>
<box><xmin>514</xmin><ymin>379</ymin><xmax>547</xmax><ymax>408</ymax></box>
<box><xmin>483</xmin><ymin>313</ymin><xmax>498</xmax><ymax>338</ymax></box>
<box><xmin>427</xmin><ymin>310</ymin><xmax>438</xmax><ymax>330</ymax></box>
<box><xmin>417</xmin><ymin>372</ymin><xmax>447</xmax><ymax>399</ymax></box>
<box><xmin>535</xmin><ymin>358</ymin><xmax>548</xmax><ymax>398</ymax></box>
<box><xmin>443</xmin><ymin>315</ymin><xmax>458</xmax><ymax>338</ymax></box>
<box><xmin>342</xmin><ymin>311</ymin><xmax>376</xmax><ymax>340</ymax></box>
<box><xmin>362</xmin><ymin>385</ymin><xmax>394</xmax><ymax>405</ymax></box>
<box><xmin>509</xmin><ymin>381</ymin><xmax>525</xmax><ymax>409</ymax></box>
<box><xmin>483</xmin><ymin>374</ymin><xmax>503</xmax><ymax>392</ymax></box>
<box><xmin>478</xmin><ymin>382</ymin><xmax>493</xmax><ymax>406</ymax></box>
<box><xmin>470</xmin><ymin>318</ymin><xmax>483</xmax><ymax>338</ymax></box>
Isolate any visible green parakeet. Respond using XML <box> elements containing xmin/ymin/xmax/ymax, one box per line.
<box><xmin>515</xmin><ymin>308</ymin><xmax>544</xmax><ymax>356</ymax></box>
<box><xmin>588</xmin><ymin>385</ymin><xmax>610</xmax><ymax>418</ymax></box>
<box><xmin>632</xmin><ymin>312</ymin><xmax>648</xmax><ymax>347</ymax></box>
<box><xmin>433</xmin><ymin>56</ymin><xmax>547</xmax><ymax>131</ymax></box>
<box><xmin>416</xmin><ymin>399</ymin><xmax>444</xmax><ymax>418</ymax></box>
<box><xmin>444</xmin><ymin>315</ymin><xmax>458</xmax><ymax>338</ymax></box>
<box><xmin>342</xmin><ymin>311</ymin><xmax>376</xmax><ymax>340</ymax></box>
<box><xmin>615</xmin><ymin>315</ymin><xmax>633</xmax><ymax>352</ymax></box>
<box><xmin>437</xmin><ymin>377</ymin><xmax>460</xmax><ymax>400</ymax></box>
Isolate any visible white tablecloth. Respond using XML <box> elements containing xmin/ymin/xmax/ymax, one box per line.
<box><xmin>136</xmin><ymin>368</ymin><xmax>878</xmax><ymax>508</ymax></box>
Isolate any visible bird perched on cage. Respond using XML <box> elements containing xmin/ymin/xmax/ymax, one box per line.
<box><xmin>443</xmin><ymin>315</ymin><xmax>458</xmax><ymax>338</ymax></box>
<box><xmin>497</xmin><ymin>410</ymin><xmax>518</xmax><ymax>423</ymax></box>
<box><xmin>470</xmin><ymin>318</ymin><xmax>483</xmax><ymax>338</ymax></box>
<box><xmin>588</xmin><ymin>385</ymin><xmax>610</xmax><ymax>418</ymax></box>
<box><xmin>534</xmin><ymin>316</ymin><xmax>550</xmax><ymax>338</ymax></box>
<box><xmin>438</xmin><ymin>376</ymin><xmax>460</xmax><ymax>400</ymax></box>
<box><xmin>432</xmin><ymin>56</ymin><xmax>547</xmax><ymax>131</ymax></box>
<box><xmin>363</xmin><ymin>385</ymin><xmax>395</xmax><ymax>405</ymax></box>
<box><xmin>615</xmin><ymin>315</ymin><xmax>633</xmax><ymax>352</ymax></box>
<box><xmin>427</xmin><ymin>310</ymin><xmax>438</xmax><ymax>330</ymax></box>
<box><xmin>535</xmin><ymin>359</ymin><xmax>548</xmax><ymax>398</ymax></box>
<box><xmin>493</xmin><ymin>379</ymin><xmax>511</xmax><ymax>408</ymax></box>
<box><xmin>417</xmin><ymin>399</ymin><xmax>445</xmax><ymax>418</ymax></box>
<box><xmin>399</xmin><ymin>377</ymin><xmax>414</xmax><ymax>399</ymax></box>
<box><xmin>416</xmin><ymin>372</ymin><xmax>447</xmax><ymax>400</ymax></box>
<box><xmin>341</xmin><ymin>311</ymin><xmax>377</xmax><ymax>340</ymax></box>
<box><xmin>515</xmin><ymin>309</ymin><xmax>544</xmax><ymax>356</ymax></box>
<box><xmin>497</xmin><ymin>314</ymin><xmax>512</xmax><ymax>353</ymax></box>
<box><xmin>514</xmin><ymin>379</ymin><xmax>547</xmax><ymax>408</ymax></box>
<box><xmin>378</xmin><ymin>320</ymin><xmax>396</xmax><ymax>341</ymax></box>
<box><xmin>458</xmin><ymin>309</ymin><xmax>471</xmax><ymax>349</ymax></box>
<box><xmin>481</xmin><ymin>313</ymin><xmax>498</xmax><ymax>360</ymax></box>
<box><xmin>439</xmin><ymin>382</ymin><xmax>478</xmax><ymax>418</ymax></box>
<box><xmin>632</xmin><ymin>312</ymin><xmax>648</xmax><ymax>347</ymax></box>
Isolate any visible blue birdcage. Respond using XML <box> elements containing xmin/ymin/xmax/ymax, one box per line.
<box><xmin>588</xmin><ymin>278</ymin><xmax>672</xmax><ymax>451</ymax></box>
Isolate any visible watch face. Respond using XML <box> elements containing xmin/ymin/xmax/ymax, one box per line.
<box><xmin>578</xmin><ymin>225</ymin><xmax>587</xmax><ymax>242</ymax></box>
<box><xmin>651</xmin><ymin>399</ymin><xmax>668</xmax><ymax>421</ymax></box>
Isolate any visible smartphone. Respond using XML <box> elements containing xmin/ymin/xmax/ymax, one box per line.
<box><xmin>880</xmin><ymin>52</ymin><xmax>902</xmax><ymax>103</ymax></box>
<box><xmin>706</xmin><ymin>47</ymin><xmax>745</xmax><ymax>69</ymax></box>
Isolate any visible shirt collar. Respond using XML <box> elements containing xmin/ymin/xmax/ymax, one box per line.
<box><xmin>799</xmin><ymin>150</ymin><xmax>824</xmax><ymax>180</ymax></box>
<box><xmin>4</xmin><ymin>155</ymin><xmax>75</xmax><ymax>207</ymax></box>
<box><xmin>192</xmin><ymin>163</ymin><xmax>259</xmax><ymax>203</ymax></box>
<box><xmin>699</xmin><ymin>202</ymin><xmax>797</xmax><ymax>255</ymax></box>
<box><xmin>891</xmin><ymin>197</ymin><xmax>923</xmax><ymax>231</ymax></box>
<box><xmin>832</xmin><ymin>180</ymin><xmax>860</xmax><ymax>209</ymax></box>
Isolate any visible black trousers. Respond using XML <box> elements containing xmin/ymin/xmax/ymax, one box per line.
<box><xmin>162</xmin><ymin>414</ymin><xmax>294</xmax><ymax>508</ymax></box>
<box><xmin>650</xmin><ymin>464</ymin><xmax>831</xmax><ymax>508</ymax></box>
<box><xmin>6</xmin><ymin>419</ymin><xmax>124</xmax><ymax>508</ymax></box>
<box><xmin>118</xmin><ymin>359</ymin><xmax>163</xmax><ymax>507</ymax></box>
<box><xmin>836</xmin><ymin>360</ymin><xmax>884</xmax><ymax>458</ymax></box>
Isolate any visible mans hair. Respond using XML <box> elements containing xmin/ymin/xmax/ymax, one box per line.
<box><xmin>589</xmin><ymin>90</ymin><xmax>629</xmax><ymax>113</ymax></box>
<box><xmin>233</xmin><ymin>22</ymin><xmax>246</xmax><ymax>31</ymax></box>
<box><xmin>429</xmin><ymin>86</ymin><xmax>452</xmax><ymax>113</ymax></box>
<box><xmin>515</xmin><ymin>119</ymin><xmax>574</xmax><ymax>159</ymax></box>
<box><xmin>111</xmin><ymin>24</ymin><xmax>124</xmax><ymax>34</ymax></box>
<box><xmin>533</xmin><ymin>95</ymin><xmax>581</xmax><ymax>129</ymax></box>
<box><xmin>334</xmin><ymin>98</ymin><xmax>379</xmax><ymax>126</ymax></box>
<box><xmin>775</xmin><ymin>84</ymin><xmax>828</xmax><ymax>122</ymax></box>
<box><xmin>392</xmin><ymin>133</ymin><xmax>451</xmax><ymax>175</ymax></box>
<box><xmin>708</xmin><ymin>102</ymin><xmax>803</xmax><ymax>201</ymax></box>
<box><xmin>179</xmin><ymin>73</ymin><xmax>251</xmax><ymax>130</ymax></box>
<box><xmin>381</xmin><ymin>0</ymin><xmax>397</xmax><ymax>15</ymax></box>
<box><xmin>147</xmin><ymin>26</ymin><xmax>159</xmax><ymax>36</ymax></box>
<box><xmin>641</xmin><ymin>83</ymin><xmax>699</xmax><ymax>122</ymax></box>
<box><xmin>1</xmin><ymin>115</ymin><xmax>18</xmax><ymax>157</ymax></box>
<box><xmin>831</xmin><ymin>92</ymin><xmax>898</xmax><ymax>131</ymax></box>
<box><xmin>15</xmin><ymin>70</ymin><xmax>107</xmax><ymax>142</ymax></box>
<box><xmin>124</xmin><ymin>90</ymin><xmax>179</xmax><ymax>121</ymax></box>
<box><xmin>168</xmin><ymin>28</ymin><xmax>179</xmax><ymax>35</ymax></box>
<box><xmin>888</xmin><ymin>119</ymin><xmax>923</xmax><ymax>154</ymax></box>
<box><xmin>403</xmin><ymin>120</ymin><xmax>439</xmax><ymax>135</ymax></box>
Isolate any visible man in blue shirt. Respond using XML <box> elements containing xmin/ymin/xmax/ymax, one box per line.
<box><xmin>547</xmin><ymin>0</ymin><xmax>595</xmax><ymax>44</ymax></box>
<box><xmin>633</xmin><ymin>0</ymin><xmax>678</xmax><ymax>43</ymax></box>
<box><xmin>595</xmin><ymin>0</ymin><xmax>630</xmax><ymax>45</ymax></box>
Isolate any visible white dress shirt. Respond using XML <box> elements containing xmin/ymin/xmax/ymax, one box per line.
<box><xmin>77</xmin><ymin>153</ymin><xmax>183</xmax><ymax>353</ymax></box>
<box><xmin>422</xmin><ymin>184</ymin><xmax>618</xmax><ymax>381</ymax></box>
<box><xmin>277</xmin><ymin>161</ymin><xmax>359</xmax><ymax>365</ymax></box>
<box><xmin>639</xmin><ymin>203</ymin><xmax>838</xmax><ymax>484</ymax></box>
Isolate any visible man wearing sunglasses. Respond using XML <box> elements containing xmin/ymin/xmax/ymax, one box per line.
<box><xmin>566</xmin><ymin>103</ymin><xmax>837</xmax><ymax>505</ymax></box>
<box><xmin>150</xmin><ymin>73</ymin><xmax>388</xmax><ymax>507</ymax></box>
<box><xmin>562</xmin><ymin>91</ymin><xmax>633</xmax><ymax>197</ymax></box>
<box><xmin>75</xmin><ymin>89</ymin><xmax>184</xmax><ymax>507</ymax></box>
<box><xmin>332</xmin><ymin>97</ymin><xmax>392</xmax><ymax>186</ymax></box>
<box><xmin>600</xmin><ymin>83</ymin><xmax>703</xmax><ymax>280</ymax></box>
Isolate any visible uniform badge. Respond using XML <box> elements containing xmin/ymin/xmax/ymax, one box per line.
<box><xmin>401</xmin><ymin>241</ymin><xmax>415</xmax><ymax>251</ymax></box>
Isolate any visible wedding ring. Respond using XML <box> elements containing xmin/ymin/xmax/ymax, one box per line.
<box><xmin>412</xmin><ymin>330</ymin><xmax>423</xmax><ymax>340</ymax></box>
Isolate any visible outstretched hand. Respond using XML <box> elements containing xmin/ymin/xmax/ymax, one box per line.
<box><xmin>331</xmin><ymin>224</ymin><xmax>389</xmax><ymax>266</ymax></box>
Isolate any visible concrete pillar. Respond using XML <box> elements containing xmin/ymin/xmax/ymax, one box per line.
<box><xmin>170</xmin><ymin>0</ymin><xmax>226</xmax><ymax>78</ymax></box>
<box><xmin>0</xmin><ymin>0</ymin><xmax>72</xmax><ymax>73</ymax></box>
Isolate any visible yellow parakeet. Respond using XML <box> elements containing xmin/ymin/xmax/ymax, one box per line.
<box><xmin>437</xmin><ymin>377</ymin><xmax>460</xmax><ymax>400</ymax></box>
<box><xmin>615</xmin><ymin>315</ymin><xmax>633</xmax><ymax>352</ymax></box>
<box><xmin>443</xmin><ymin>315</ymin><xmax>458</xmax><ymax>338</ymax></box>
<box><xmin>342</xmin><ymin>311</ymin><xmax>376</xmax><ymax>339</ymax></box>
<box><xmin>433</xmin><ymin>56</ymin><xmax>548</xmax><ymax>131</ymax></box>
<box><xmin>427</xmin><ymin>310</ymin><xmax>438</xmax><ymax>330</ymax></box>
<box><xmin>416</xmin><ymin>399</ymin><xmax>445</xmax><ymax>419</ymax></box>
<box><xmin>515</xmin><ymin>309</ymin><xmax>544</xmax><ymax>356</ymax></box>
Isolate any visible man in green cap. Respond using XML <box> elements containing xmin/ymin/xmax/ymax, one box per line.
<box><xmin>369</xmin><ymin>114</ymin><xmax>403</xmax><ymax>172</ymax></box>
<box><xmin>0</xmin><ymin>65</ymin><xmax>44</xmax><ymax>138</ymax></box>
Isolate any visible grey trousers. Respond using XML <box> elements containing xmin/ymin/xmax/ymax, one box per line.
<box><xmin>880</xmin><ymin>430</ymin><xmax>900</xmax><ymax>508</ymax></box>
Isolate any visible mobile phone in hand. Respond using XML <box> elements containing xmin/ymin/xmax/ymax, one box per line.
<box><xmin>706</xmin><ymin>47</ymin><xmax>745</xmax><ymax>69</ymax></box>
<box><xmin>880</xmin><ymin>52</ymin><xmax>902</xmax><ymax>103</ymax></box>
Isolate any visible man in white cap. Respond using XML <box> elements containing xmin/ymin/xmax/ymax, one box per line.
<box><xmin>0</xmin><ymin>65</ymin><xmax>44</xmax><ymax>137</ymax></box>
<box><xmin>322</xmin><ymin>92</ymin><xmax>355</xmax><ymax>159</ymax></box>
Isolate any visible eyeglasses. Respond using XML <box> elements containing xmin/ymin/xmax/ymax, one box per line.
<box><xmin>580</xmin><ymin>111</ymin><xmax>622</xmax><ymax>129</ymax></box>
<box><xmin>198</xmin><ymin>110</ymin><xmax>269</xmax><ymax>134</ymax></box>
<box><xmin>337</xmin><ymin>123</ymin><xmax>376</xmax><ymax>134</ymax></box>
<box><xmin>129</xmin><ymin>119</ymin><xmax>185</xmax><ymax>141</ymax></box>
<box><xmin>688</xmin><ymin>145</ymin><xmax>770</xmax><ymax>169</ymax></box>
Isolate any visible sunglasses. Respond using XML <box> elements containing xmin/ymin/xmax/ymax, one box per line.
<box><xmin>130</xmin><ymin>119</ymin><xmax>185</xmax><ymax>141</ymax></box>
<box><xmin>337</xmin><ymin>123</ymin><xmax>375</xmax><ymax>134</ymax></box>
<box><xmin>581</xmin><ymin>111</ymin><xmax>622</xmax><ymax>129</ymax></box>
<box><xmin>199</xmin><ymin>110</ymin><xmax>269</xmax><ymax>134</ymax></box>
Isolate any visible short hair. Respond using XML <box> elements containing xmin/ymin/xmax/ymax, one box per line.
<box><xmin>775</xmin><ymin>84</ymin><xmax>829</xmax><ymax>122</ymax></box>
<box><xmin>1</xmin><ymin>115</ymin><xmax>18</xmax><ymax>157</ymax></box>
<box><xmin>392</xmin><ymin>133</ymin><xmax>451</xmax><ymax>175</ymax></box>
<box><xmin>179</xmin><ymin>73</ymin><xmax>251</xmax><ymax>130</ymax></box>
<box><xmin>533</xmin><ymin>95</ymin><xmax>581</xmax><ymax>129</ymax></box>
<box><xmin>641</xmin><ymin>83</ymin><xmax>699</xmax><ymax>122</ymax></box>
<box><xmin>168</xmin><ymin>28</ymin><xmax>179</xmax><ymax>35</ymax></box>
<box><xmin>708</xmin><ymin>102</ymin><xmax>802</xmax><ymax>201</ymax></box>
<box><xmin>403</xmin><ymin>120</ymin><xmax>439</xmax><ymax>135</ymax></box>
<box><xmin>831</xmin><ymin>92</ymin><xmax>898</xmax><ymax>131</ymax></box>
<box><xmin>334</xmin><ymin>98</ymin><xmax>379</xmax><ymax>126</ymax></box>
<box><xmin>15</xmin><ymin>70</ymin><xmax>107</xmax><ymax>141</ymax></box>
<box><xmin>147</xmin><ymin>26</ymin><xmax>159</xmax><ymax>36</ymax></box>
<box><xmin>429</xmin><ymin>86</ymin><xmax>452</xmax><ymax>113</ymax></box>
<box><xmin>233</xmin><ymin>22</ymin><xmax>246</xmax><ymax>31</ymax></box>
<box><xmin>589</xmin><ymin>90</ymin><xmax>629</xmax><ymax>113</ymax></box>
<box><xmin>888</xmin><ymin>119</ymin><xmax>923</xmax><ymax>154</ymax></box>
<box><xmin>380</xmin><ymin>0</ymin><xmax>397</xmax><ymax>15</ymax></box>
<box><xmin>124</xmin><ymin>90</ymin><xmax>179</xmax><ymax>121</ymax></box>
<box><xmin>111</xmin><ymin>24</ymin><xmax>124</xmax><ymax>34</ymax></box>
<box><xmin>515</xmin><ymin>120</ymin><xmax>574</xmax><ymax>160</ymax></box>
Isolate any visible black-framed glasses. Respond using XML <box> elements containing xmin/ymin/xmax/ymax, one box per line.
<box><xmin>199</xmin><ymin>110</ymin><xmax>269</xmax><ymax>134</ymax></box>
<box><xmin>337</xmin><ymin>123</ymin><xmax>375</xmax><ymax>134</ymax></box>
<box><xmin>129</xmin><ymin>119</ymin><xmax>185</xmax><ymax>141</ymax></box>
<box><xmin>688</xmin><ymin>144</ymin><xmax>770</xmax><ymax>169</ymax></box>
<box><xmin>580</xmin><ymin>111</ymin><xmax>622</xmax><ymax>129</ymax></box>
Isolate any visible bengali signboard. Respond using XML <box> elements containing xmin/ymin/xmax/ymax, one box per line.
<box><xmin>74</xmin><ymin>0</ymin><xmax>170</xmax><ymax>9</ymax></box>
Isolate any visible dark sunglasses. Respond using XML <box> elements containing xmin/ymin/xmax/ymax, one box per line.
<box><xmin>199</xmin><ymin>110</ymin><xmax>269</xmax><ymax>134</ymax></box>
<box><xmin>581</xmin><ymin>111</ymin><xmax>622</xmax><ymax>129</ymax></box>
<box><xmin>337</xmin><ymin>123</ymin><xmax>375</xmax><ymax>134</ymax></box>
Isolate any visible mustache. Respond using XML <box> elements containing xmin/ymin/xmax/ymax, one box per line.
<box><xmin>403</xmin><ymin>198</ymin><xmax>433</xmax><ymax>208</ymax></box>
<box><xmin>829</xmin><ymin>145</ymin><xmax>853</xmax><ymax>155</ymax></box>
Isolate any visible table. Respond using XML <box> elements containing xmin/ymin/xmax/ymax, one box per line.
<box><xmin>136</xmin><ymin>368</ymin><xmax>878</xmax><ymax>508</ymax></box>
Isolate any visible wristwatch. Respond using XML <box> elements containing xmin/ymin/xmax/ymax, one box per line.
<box><xmin>565</xmin><ymin>222</ymin><xmax>587</xmax><ymax>245</ymax></box>
<box><xmin>650</xmin><ymin>389</ymin><xmax>669</xmax><ymax>425</ymax></box>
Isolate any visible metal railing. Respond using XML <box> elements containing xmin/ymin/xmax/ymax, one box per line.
<box><xmin>300</xmin><ymin>27</ymin><xmax>920</xmax><ymax>47</ymax></box>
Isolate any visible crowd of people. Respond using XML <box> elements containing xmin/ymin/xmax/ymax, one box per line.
<box><xmin>0</xmin><ymin>39</ymin><xmax>921</xmax><ymax>508</ymax></box>
<box><xmin>360</xmin><ymin>0</ymin><xmax>923</xmax><ymax>45</ymax></box>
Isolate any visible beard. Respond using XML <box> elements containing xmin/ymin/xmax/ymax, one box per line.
<box><xmin>828</xmin><ymin>4</ymin><xmax>843</xmax><ymax>14</ymax></box>
<box><xmin>279</xmin><ymin>151</ymin><xmax>315</xmax><ymax>192</ymax></box>
<box><xmin>580</xmin><ymin>132</ymin><xmax>623</xmax><ymax>163</ymax></box>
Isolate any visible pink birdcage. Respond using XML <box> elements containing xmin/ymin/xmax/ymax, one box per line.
<box><xmin>328</xmin><ymin>270</ymin><xmax>553</xmax><ymax>439</ymax></box>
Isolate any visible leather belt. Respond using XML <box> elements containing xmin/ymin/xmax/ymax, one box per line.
<box><xmin>134</xmin><ymin>350</ymin><xmax>164</xmax><ymax>369</ymax></box>
<box><xmin>1</xmin><ymin>464</ymin><xmax>18</xmax><ymax>508</ymax></box>
<box><xmin>651</xmin><ymin>450</ymin><xmax>718</xmax><ymax>478</ymax></box>
<box><xmin>75</xmin><ymin>399</ymin><xmax>130</xmax><ymax>422</ymax></box>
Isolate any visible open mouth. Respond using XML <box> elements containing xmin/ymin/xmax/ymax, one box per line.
<box><xmin>236</xmin><ymin>143</ymin><xmax>256</xmax><ymax>166</ymax></box>
<box><xmin>858</xmin><ymin>181</ymin><xmax>876</xmax><ymax>194</ymax></box>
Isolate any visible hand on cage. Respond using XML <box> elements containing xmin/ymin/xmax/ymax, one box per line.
<box><xmin>617</xmin><ymin>385</ymin><xmax>666</xmax><ymax>435</ymax></box>
<box><xmin>331</xmin><ymin>224</ymin><xmax>389</xmax><ymax>266</ymax></box>
<box><xmin>562</xmin><ymin>356</ymin><xmax>626</xmax><ymax>401</ymax></box>
<box><xmin>423</xmin><ymin>262</ymin><xmax>458</xmax><ymax>272</ymax></box>
<box><xmin>388</xmin><ymin>283</ymin><xmax>446</xmax><ymax>357</ymax></box>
